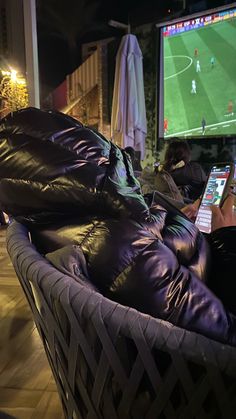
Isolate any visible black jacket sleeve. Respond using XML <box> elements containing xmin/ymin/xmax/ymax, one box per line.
<box><xmin>207</xmin><ymin>226</ymin><xmax>236</xmax><ymax>314</ymax></box>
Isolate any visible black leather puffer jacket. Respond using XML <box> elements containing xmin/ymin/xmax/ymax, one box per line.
<box><xmin>0</xmin><ymin>108</ymin><xmax>236</xmax><ymax>346</ymax></box>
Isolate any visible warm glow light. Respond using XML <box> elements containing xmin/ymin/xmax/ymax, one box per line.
<box><xmin>10</xmin><ymin>69</ymin><xmax>17</xmax><ymax>82</ymax></box>
<box><xmin>1</xmin><ymin>70</ymin><xmax>11</xmax><ymax>76</ymax></box>
<box><xmin>17</xmin><ymin>79</ymin><xmax>26</xmax><ymax>85</ymax></box>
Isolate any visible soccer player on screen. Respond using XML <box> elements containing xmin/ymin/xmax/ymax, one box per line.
<box><xmin>191</xmin><ymin>80</ymin><xmax>197</xmax><ymax>94</ymax></box>
<box><xmin>201</xmin><ymin>117</ymin><xmax>206</xmax><ymax>135</ymax></box>
<box><xmin>164</xmin><ymin>118</ymin><xmax>168</xmax><ymax>134</ymax></box>
<box><xmin>228</xmin><ymin>100</ymin><xmax>234</xmax><ymax>116</ymax></box>
<box><xmin>196</xmin><ymin>60</ymin><xmax>201</xmax><ymax>72</ymax></box>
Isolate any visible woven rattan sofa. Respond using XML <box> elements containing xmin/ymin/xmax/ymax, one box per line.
<box><xmin>6</xmin><ymin>221</ymin><xmax>236</xmax><ymax>419</ymax></box>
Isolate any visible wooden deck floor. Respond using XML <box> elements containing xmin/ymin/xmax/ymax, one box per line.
<box><xmin>0</xmin><ymin>227</ymin><xmax>64</xmax><ymax>419</ymax></box>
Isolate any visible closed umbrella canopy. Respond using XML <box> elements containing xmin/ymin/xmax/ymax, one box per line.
<box><xmin>111</xmin><ymin>34</ymin><xmax>147</xmax><ymax>160</ymax></box>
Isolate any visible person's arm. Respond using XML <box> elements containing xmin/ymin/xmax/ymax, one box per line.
<box><xmin>181</xmin><ymin>195</ymin><xmax>236</xmax><ymax>313</ymax></box>
<box><xmin>207</xmin><ymin>195</ymin><xmax>236</xmax><ymax>314</ymax></box>
<box><xmin>181</xmin><ymin>199</ymin><xmax>200</xmax><ymax>220</ymax></box>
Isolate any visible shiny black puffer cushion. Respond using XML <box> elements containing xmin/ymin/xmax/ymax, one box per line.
<box><xmin>0</xmin><ymin>108</ymin><xmax>149</xmax><ymax>222</ymax></box>
<box><xmin>29</xmin><ymin>205</ymin><xmax>236</xmax><ymax>346</ymax></box>
<box><xmin>1</xmin><ymin>107</ymin><xmax>236</xmax><ymax>346</ymax></box>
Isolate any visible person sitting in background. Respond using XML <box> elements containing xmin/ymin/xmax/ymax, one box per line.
<box><xmin>153</xmin><ymin>161</ymin><xmax>185</xmax><ymax>203</ymax></box>
<box><xmin>137</xmin><ymin>161</ymin><xmax>186</xmax><ymax>209</ymax></box>
<box><xmin>124</xmin><ymin>146</ymin><xmax>142</xmax><ymax>177</ymax></box>
<box><xmin>161</xmin><ymin>140</ymin><xmax>207</xmax><ymax>201</ymax></box>
<box><xmin>138</xmin><ymin>163</ymin><xmax>156</xmax><ymax>194</ymax></box>
<box><xmin>137</xmin><ymin>160</ymin><xmax>185</xmax><ymax>207</ymax></box>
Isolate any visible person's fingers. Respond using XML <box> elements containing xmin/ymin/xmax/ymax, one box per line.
<box><xmin>181</xmin><ymin>203</ymin><xmax>193</xmax><ymax>213</ymax></box>
<box><xmin>210</xmin><ymin>205</ymin><xmax>220</xmax><ymax>216</ymax></box>
<box><xmin>181</xmin><ymin>204</ymin><xmax>196</xmax><ymax>220</ymax></box>
<box><xmin>192</xmin><ymin>198</ymin><xmax>201</xmax><ymax>210</ymax></box>
<box><xmin>182</xmin><ymin>207</ymin><xmax>192</xmax><ymax>217</ymax></box>
<box><xmin>221</xmin><ymin>194</ymin><xmax>234</xmax><ymax>214</ymax></box>
<box><xmin>181</xmin><ymin>206</ymin><xmax>188</xmax><ymax>214</ymax></box>
<box><xmin>210</xmin><ymin>205</ymin><xmax>223</xmax><ymax>232</ymax></box>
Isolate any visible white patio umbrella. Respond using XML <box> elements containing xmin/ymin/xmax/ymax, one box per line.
<box><xmin>111</xmin><ymin>34</ymin><xmax>147</xmax><ymax>160</ymax></box>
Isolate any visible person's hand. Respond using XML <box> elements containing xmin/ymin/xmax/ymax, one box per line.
<box><xmin>181</xmin><ymin>199</ymin><xmax>200</xmax><ymax>221</ymax></box>
<box><xmin>211</xmin><ymin>194</ymin><xmax>236</xmax><ymax>232</ymax></box>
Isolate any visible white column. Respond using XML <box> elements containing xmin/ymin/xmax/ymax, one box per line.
<box><xmin>23</xmin><ymin>0</ymin><xmax>40</xmax><ymax>108</ymax></box>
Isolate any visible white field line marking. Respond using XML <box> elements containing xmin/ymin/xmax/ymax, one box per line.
<box><xmin>165</xmin><ymin>118</ymin><xmax>236</xmax><ymax>137</ymax></box>
<box><xmin>164</xmin><ymin>56</ymin><xmax>193</xmax><ymax>80</ymax></box>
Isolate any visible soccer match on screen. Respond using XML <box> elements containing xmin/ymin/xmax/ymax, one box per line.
<box><xmin>163</xmin><ymin>7</ymin><xmax>236</xmax><ymax>138</ymax></box>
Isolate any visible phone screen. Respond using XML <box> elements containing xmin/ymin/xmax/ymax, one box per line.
<box><xmin>195</xmin><ymin>164</ymin><xmax>232</xmax><ymax>234</ymax></box>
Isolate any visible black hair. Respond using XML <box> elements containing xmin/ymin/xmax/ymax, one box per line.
<box><xmin>124</xmin><ymin>146</ymin><xmax>135</xmax><ymax>161</ymax></box>
<box><xmin>163</xmin><ymin>140</ymin><xmax>191</xmax><ymax>172</ymax></box>
<box><xmin>124</xmin><ymin>146</ymin><xmax>142</xmax><ymax>171</ymax></box>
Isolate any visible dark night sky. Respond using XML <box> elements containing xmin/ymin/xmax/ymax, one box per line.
<box><xmin>37</xmin><ymin>0</ymin><xmax>233</xmax><ymax>93</ymax></box>
<box><xmin>37</xmin><ymin>0</ymin><xmax>165</xmax><ymax>91</ymax></box>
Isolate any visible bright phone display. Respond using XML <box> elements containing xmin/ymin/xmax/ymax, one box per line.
<box><xmin>195</xmin><ymin>163</ymin><xmax>234</xmax><ymax>234</ymax></box>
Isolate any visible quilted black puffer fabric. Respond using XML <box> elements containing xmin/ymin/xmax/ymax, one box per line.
<box><xmin>0</xmin><ymin>107</ymin><xmax>149</xmax><ymax>222</ymax></box>
<box><xmin>0</xmin><ymin>107</ymin><xmax>236</xmax><ymax>346</ymax></box>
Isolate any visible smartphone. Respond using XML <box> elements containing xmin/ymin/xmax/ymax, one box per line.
<box><xmin>195</xmin><ymin>163</ymin><xmax>234</xmax><ymax>234</ymax></box>
<box><xmin>231</xmin><ymin>160</ymin><xmax>236</xmax><ymax>193</ymax></box>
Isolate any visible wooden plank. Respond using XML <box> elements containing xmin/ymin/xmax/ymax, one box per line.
<box><xmin>0</xmin><ymin>227</ymin><xmax>64</xmax><ymax>418</ymax></box>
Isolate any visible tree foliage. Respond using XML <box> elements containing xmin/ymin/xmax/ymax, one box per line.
<box><xmin>0</xmin><ymin>75</ymin><xmax>28</xmax><ymax>112</ymax></box>
<box><xmin>137</xmin><ymin>26</ymin><xmax>158</xmax><ymax>164</ymax></box>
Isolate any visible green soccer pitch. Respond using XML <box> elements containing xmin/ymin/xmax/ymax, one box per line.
<box><xmin>163</xmin><ymin>19</ymin><xmax>236</xmax><ymax>138</ymax></box>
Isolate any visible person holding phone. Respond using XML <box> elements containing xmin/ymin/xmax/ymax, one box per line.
<box><xmin>208</xmin><ymin>194</ymin><xmax>236</xmax><ymax>313</ymax></box>
<box><xmin>182</xmin><ymin>193</ymin><xmax>236</xmax><ymax>314</ymax></box>
<box><xmin>194</xmin><ymin>163</ymin><xmax>234</xmax><ymax>234</ymax></box>
<box><xmin>182</xmin><ymin>193</ymin><xmax>236</xmax><ymax>230</ymax></box>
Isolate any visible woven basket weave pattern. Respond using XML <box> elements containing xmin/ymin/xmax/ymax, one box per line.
<box><xmin>6</xmin><ymin>221</ymin><xmax>236</xmax><ymax>419</ymax></box>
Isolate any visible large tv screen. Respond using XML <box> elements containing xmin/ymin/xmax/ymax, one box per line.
<box><xmin>157</xmin><ymin>3</ymin><xmax>236</xmax><ymax>139</ymax></box>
